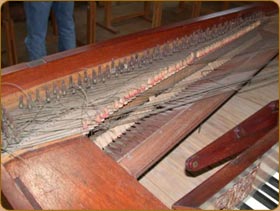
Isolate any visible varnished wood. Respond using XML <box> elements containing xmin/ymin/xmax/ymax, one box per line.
<box><xmin>2</xmin><ymin>2</ymin><xmax>17</xmax><ymax>66</ymax></box>
<box><xmin>2</xmin><ymin>136</ymin><xmax>167</xmax><ymax>210</ymax></box>
<box><xmin>186</xmin><ymin>100</ymin><xmax>279</xmax><ymax>172</ymax></box>
<box><xmin>139</xmin><ymin>56</ymin><xmax>278</xmax><ymax>207</ymax></box>
<box><xmin>117</xmin><ymin>36</ymin><xmax>278</xmax><ymax>177</ymax></box>
<box><xmin>119</xmin><ymin>93</ymin><xmax>235</xmax><ymax>178</ymax></box>
<box><xmin>172</xmin><ymin>126</ymin><xmax>279</xmax><ymax>209</ymax></box>
<box><xmin>1</xmin><ymin>4</ymin><xmax>278</xmax><ymax>209</ymax></box>
<box><xmin>87</xmin><ymin>1</ymin><xmax>96</xmax><ymax>44</ymax></box>
<box><xmin>2</xmin><ymin>3</ymin><xmax>276</xmax><ymax>99</ymax></box>
<box><xmin>1</xmin><ymin>165</ymin><xmax>33</xmax><ymax>210</ymax></box>
<box><xmin>152</xmin><ymin>2</ymin><xmax>162</xmax><ymax>28</ymax></box>
<box><xmin>192</xmin><ymin>2</ymin><xmax>202</xmax><ymax>18</ymax></box>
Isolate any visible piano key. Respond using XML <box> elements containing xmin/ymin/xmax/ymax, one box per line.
<box><xmin>273</xmin><ymin>172</ymin><xmax>279</xmax><ymax>180</ymax></box>
<box><xmin>257</xmin><ymin>188</ymin><xmax>278</xmax><ymax>205</ymax></box>
<box><xmin>265</xmin><ymin>180</ymin><xmax>279</xmax><ymax>193</ymax></box>
<box><xmin>252</xmin><ymin>190</ymin><xmax>277</xmax><ymax>210</ymax></box>
<box><xmin>243</xmin><ymin>196</ymin><xmax>269</xmax><ymax>210</ymax></box>
<box><xmin>239</xmin><ymin>202</ymin><xmax>253</xmax><ymax>210</ymax></box>
<box><xmin>268</xmin><ymin>176</ymin><xmax>279</xmax><ymax>189</ymax></box>
<box><xmin>260</xmin><ymin>183</ymin><xmax>279</xmax><ymax>201</ymax></box>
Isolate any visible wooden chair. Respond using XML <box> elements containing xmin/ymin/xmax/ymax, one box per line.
<box><xmin>95</xmin><ymin>1</ymin><xmax>162</xmax><ymax>34</ymax></box>
<box><xmin>86</xmin><ymin>1</ymin><xmax>163</xmax><ymax>44</ymax></box>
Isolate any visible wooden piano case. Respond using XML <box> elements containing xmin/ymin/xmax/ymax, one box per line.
<box><xmin>1</xmin><ymin>2</ymin><xmax>278</xmax><ymax>210</ymax></box>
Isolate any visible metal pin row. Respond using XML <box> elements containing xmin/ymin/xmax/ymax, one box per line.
<box><xmin>16</xmin><ymin>13</ymin><xmax>262</xmax><ymax>110</ymax></box>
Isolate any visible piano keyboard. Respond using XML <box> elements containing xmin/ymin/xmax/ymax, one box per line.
<box><xmin>239</xmin><ymin>172</ymin><xmax>279</xmax><ymax>210</ymax></box>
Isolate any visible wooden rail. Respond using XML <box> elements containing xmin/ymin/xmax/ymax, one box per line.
<box><xmin>173</xmin><ymin>111</ymin><xmax>279</xmax><ymax>209</ymax></box>
<box><xmin>185</xmin><ymin>100</ymin><xmax>279</xmax><ymax>172</ymax></box>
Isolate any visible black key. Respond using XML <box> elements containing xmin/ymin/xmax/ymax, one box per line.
<box><xmin>253</xmin><ymin>190</ymin><xmax>278</xmax><ymax>210</ymax></box>
<box><xmin>261</xmin><ymin>184</ymin><xmax>279</xmax><ymax>201</ymax></box>
<box><xmin>239</xmin><ymin>203</ymin><xmax>253</xmax><ymax>210</ymax></box>
<box><xmin>268</xmin><ymin>176</ymin><xmax>279</xmax><ymax>189</ymax></box>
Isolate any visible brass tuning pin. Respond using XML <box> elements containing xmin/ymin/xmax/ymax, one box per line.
<box><xmin>53</xmin><ymin>82</ymin><xmax>61</xmax><ymax>101</ymax></box>
<box><xmin>83</xmin><ymin>70</ymin><xmax>91</xmax><ymax>89</ymax></box>
<box><xmin>27</xmin><ymin>93</ymin><xmax>33</xmax><ymax>110</ymax></box>
<box><xmin>18</xmin><ymin>95</ymin><xmax>24</xmax><ymax>109</ymax></box>
<box><xmin>61</xmin><ymin>80</ymin><xmax>67</xmax><ymax>96</ymax></box>
<box><xmin>35</xmin><ymin>88</ymin><xmax>41</xmax><ymax>103</ymax></box>
<box><xmin>45</xmin><ymin>86</ymin><xmax>51</xmax><ymax>103</ymax></box>
<box><xmin>69</xmin><ymin>75</ymin><xmax>76</xmax><ymax>94</ymax></box>
<box><xmin>111</xmin><ymin>59</ymin><xmax>116</xmax><ymax>75</ymax></box>
<box><xmin>105</xmin><ymin>64</ymin><xmax>110</xmax><ymax>79</ymax></box>
<box><xmin>123</xmin><ymin>58</ymin><xmax>128</xmax><ymax>72</ymax></box>
<box><xmin>98</xmin><ymin>66</ymin><xmax>105</xmax><ymax>83</ymax></box>
<box><xmin>78</xmin><ymin>73</ymin><xmax>83</xmax><ymax>87</ymax></box>
<box><xmin>92</xmin><ymin>69</ymin><xmax>97</xmax><ymax>84</ymax></box>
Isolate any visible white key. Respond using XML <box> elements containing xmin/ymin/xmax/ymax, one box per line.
<box><xmin>273</xmin><ymin>172</ymin><xmax>279</xmax><ymax>180</ymax></box>
<box><xmin>243</xmin><ymin>196</ymin><xmax>269</xmax><ymax>210</ymax></box>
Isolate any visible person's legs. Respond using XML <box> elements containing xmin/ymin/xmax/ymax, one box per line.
<box><xmin>53</xmin><ymin>2</ymin><xmax>76</xmax><ymax>52</ymax></box>
<box><xmin>24</xmin><ymin>2</ymin><xmax>52</xmax><ymax>61</ymax></box>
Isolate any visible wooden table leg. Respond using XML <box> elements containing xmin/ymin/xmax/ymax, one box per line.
<box><xmin>191</xmin><ymin>1</ymin><xmax>202</xmax><ymax>18</ymax></box>
<box><xmin>97</xmin><ymin>1</ymin><xmax>119</xmax><ymax>34</ymax></box>
<box><xmin>2</xmin><ymin>3</ymin><xmax>17</xmax><ymax>66</ymax></box>
<box><xmin>104</xmin><ymin>1</ymin><xmax>112</xmax><ymax>28</ymax></box>
<box><xmin>87</xmin><ymin>1</ymin><xmax>96</xmax><ymax>44</ymax></box>
<box><xmin>152</xmin><ymin>2</ymin><xmax>162</xmax><ymax>28</ymax></box>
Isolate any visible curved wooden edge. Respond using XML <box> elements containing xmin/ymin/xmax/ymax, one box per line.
<box><xmin>185</xmin><ymin>100</ymin><xmax>279</xmax><ymax>172</ymax></box>
<box><xmin>1</xmin><ymin>165</ymin><xmax>34</xmax><ymax>210</ymax></box>
<box><xmin>172</xmin><ymin>126</ymin><xmax>279</xmax><ymax>209</ymax></box>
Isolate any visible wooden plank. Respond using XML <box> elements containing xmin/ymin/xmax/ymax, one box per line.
<box><xmin>172</xmin><ymin>126</ymin><xmax>279</xmax><ymax>209</ymax></box>
<box><xmin>3</xmin><ymin>136</ymin><xmax>167</xmax><ymax>210</ymax></box>
<box><xmin>185</xmin><ymin>100</ymin><xmax>278</xmax><ymax>172</ymax></box>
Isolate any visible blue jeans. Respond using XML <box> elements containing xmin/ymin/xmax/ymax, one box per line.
<box><xmin>24</xmin><ymin>1</ymin><xmax>76</xmax><ymax>61</ymax></box>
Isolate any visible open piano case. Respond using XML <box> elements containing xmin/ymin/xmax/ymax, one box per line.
<box><xmin>1</xmin><ymin>2</ymin><xmax>279</xmax><ymax>210</ymax></box>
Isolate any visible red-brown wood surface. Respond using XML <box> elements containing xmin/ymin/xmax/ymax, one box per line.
<box><xmin>172</xmin><ymin>126</ymin><xmax>279</xmax><ymax>209</ymax></box>
<box><xmin>117</xmin><ymin>43</ymin><xmax>278</xmax><ymax>178</ymax></box>
<box><xmin>2</xmin><ymin>137</ymin><xmax>167</xmax><ymax>210</ymax></box>
<box><xmin>1</xmin><ymin>3</ymin><xmax>277</xmax><ymax>98</ymax></box>
<box><xmin>119</xmin><ymin>92</ymin><xmax>234</xmax><ymax>178</ymax></box>
<box><xmin>1</xmin><ymin>165</ymin><xmax>33</xmax><ymax>210</ymax></box>
<box><xmin>185</xmin><ymin>100</ymin><xmax>279</xmax><ymax>172</ymax></box>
